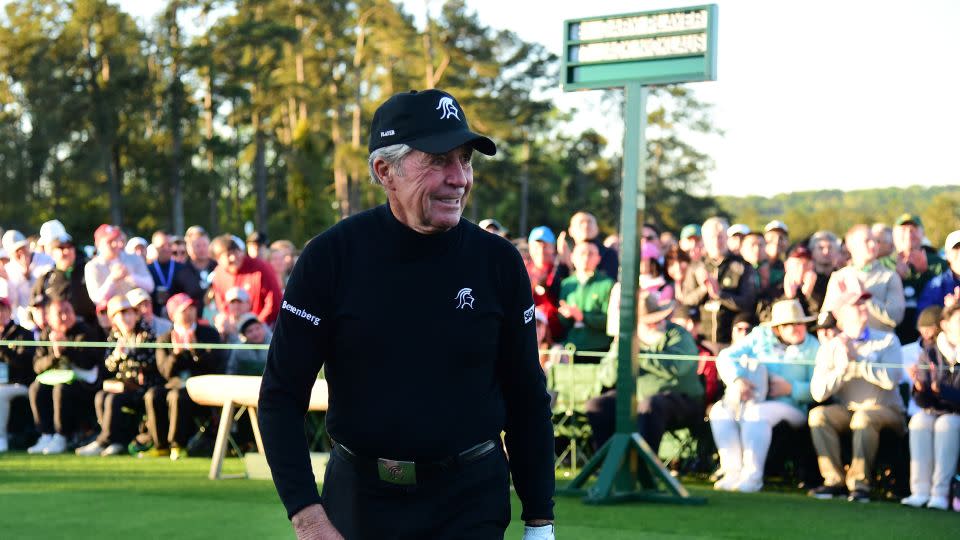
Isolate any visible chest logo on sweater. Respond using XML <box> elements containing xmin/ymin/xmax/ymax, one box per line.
<box><xmin>455</xmin><ymin>288</ymin><xmax>475</xmax><ymax>310</ymax></box>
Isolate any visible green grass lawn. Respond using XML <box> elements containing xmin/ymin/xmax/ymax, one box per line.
<box><xmin>0</xmin><ymin>453</ymin><xmax>956</xmax><ymax>539</ymax></box>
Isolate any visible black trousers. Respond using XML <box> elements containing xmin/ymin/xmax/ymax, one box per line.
<box><xmin>320</xmin><ymin>444</ymin><xmax>511</xmax><ymax>540</ymax></box>
<box><xmin>28</xmin><ymin>381</ymin><xmax>95</xmax><ymax>435</ymax></box>
<box><xmin>586</xmin><ymin>389</ymin><xmax>702</xmax><ymax>452</ymax></box>
<box><xmin>143</xmin><ymin>386</ymin><xmax>195</xmax><ymax>448</ymax></box>
<box><xmin>94</xmin><ymin>390</ymin><xmax>144</xmax><ymax>446</ymax></box>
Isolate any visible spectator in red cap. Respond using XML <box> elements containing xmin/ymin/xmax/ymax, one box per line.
<box><xmin>209</xmin><ymin>234</ymin><xmax>282</xmax><ymax>325</ymax></box>
<box><xmin>84</xmin><ymin>224</ymin><xmax>154</xmax><ymax>307</ymax></box>
<box><xmin>146</xmin><ymin>293</ymin><xmax>224</xmax><ymax>459</ymax></box>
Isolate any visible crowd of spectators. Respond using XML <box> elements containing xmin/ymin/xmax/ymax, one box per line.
<box><xmin>506</xmin><ymin>211</ymin><xmax>960</xmax><ymax>507</ymax></box>
<box><xmin>0</xmin><ymin>220</ymin><xmax>293</xmax><ymax>458</ymax></box>
<box><xmin>1</xmin><ymin>212</ymin><xmax>959</xmax><ymax>510</ymax></box>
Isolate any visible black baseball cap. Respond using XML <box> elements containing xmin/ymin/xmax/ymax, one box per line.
<box><xmin>368</xmin><ymin>89</ymin><xmax>496</xmax><ymax>156</ymax></box>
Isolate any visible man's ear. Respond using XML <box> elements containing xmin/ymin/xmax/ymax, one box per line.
<box><xmin>373</xmin><ymin>158</ymin><xmax>395</xmax><ymax>190</ymax></box>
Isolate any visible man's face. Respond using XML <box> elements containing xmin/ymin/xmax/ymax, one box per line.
<box><xmin>13</xmin><ymin>245</ymin><xmax>31</xmax><ymax>268</ymax></box>
<box><xmin>764</xmin><ymin>230</ymin><xmax>787</xmax><ymax>260</ymax></box>
<box><xmin>247</xmin><ymin>242</ymin><xmax>267</xmax><ymax>260</ymax></box>
<box><xmin>242</xmin><ymin>321</ymin><xmax>267</xmax><ymax>344</ymax></box>
<box><xmin>379</xmin><ymin>146</ymin><xmax>473</xmax><ymax>234</ymax></box>
<box><xmin>740</xmin><ymin>235</ymin><xmax>764</xmax><ymax>266</ymax></box>
<box><xmin>813</xmin><ymin>239</ymin><xmax>837</xmax><ymax>269</ymax></box>
<box><xmin>942</xmin><ymin>312</ymin><xmax>960</xmax><ymax>346</ymax></box>
<box><xmin>837</xmin><ymin>300</ymin><xmax>869</xmax><ymax>337</ymax></box>
<box><xmin>99</xmin><ymin>235</ymin><xmax>123</xmax><ymax>259</ymax></box>
<box><xmin>112</xmin><ymin>308</ymin><xmax>138</xmax><ymax>335</ymax></box>
<box><xmin>0</xmin><ymin>304</ymin><xmax>11</xmax><ymax>327</ymax></box>
<box><xmin>679</xmin><ymin>236</ymin><xmax>703</xmax><ymax>260</ymax></box>
<box><xmin>784</xmin><ymin>255</ymin><xmax>812</xmax><ymax>281</ymax></box>
<box><xmin>946</xmin><ymin>246</ymin><xmax>960</xmax><ymax>274</ymax></box>
<box><xmin>217</xmin><ymin>248</ymin><xmax>244</xmax><ymax>274</ymax></box>
<box><xmin>528</xmin><ymin>240</ymin><xmax>555</xmax><ymax>267</ymax></box>
<box><xmin>45</xmin><ymin>300</ymin><xmax>76</xmax><ymax>333</ymax></box>
<box><xmin>731</xmin><ymin>320</ymin><xmax>753</xmax><ymax>343</ymax></box>
<box><xmin>817</xmin><ymin>326</ymin><xmax>839</xmax><ymax>343</ymax></box>
<box><xmin>172</xmin><ymin>305</ymin><xmax>198</xmax><ymax>327</ymax></box>
<box><xmin>846</xmin><ymin>229</ymin><xmax>876</xmax><ymax>266</ymax></box>
<box><xmin>135</xmin><ymin>301</ymin><xmax>153</xmax><ymax>320</ymax></box>
<box><xmin>918</xmin><ymin>325</ymin><xmax>939</xmax><ymax>343</ymax></box>
<box><xmin>775</xmin><ymin>323</ymin><xmax>807</xmax><ymax>345</ymax></box>
<box><xmin>188</xmin><ymin>235</ymin><xmax>210</xmax><ymax>262</ymax></box>
<box><xmin>171</xmin><ymin>242</ymin><xmax>188</xmax><ymax>263</ymax></box>
<box><xmin>703</xmin><ymin>224</ymin><xmax>727</xmax><ymax>259</ymax></box>
<box><xmin>571</xmin><ymin>242</ymin><xmax>600</xmax><ymax>274</ymax></box>
<box><xmin>569</xmin><ymin>213</ymin><xmax>598</xmax><ymax>243</ymax></box>
<box><xmin>52</xmin><ymin>243</ymin><xmax>76</xmax><ymax>270</ymax></box>
<box><xmin>893</xmin><ymin>224</ymin><xmax>922</xmax><ymax>253</ymax></box>
<box><xmin>152</xmin><ymin>232</ymin><xmax>172</xmax><ymax>262</ymax></box>
<box><xmin>269</xmin><ymin>248</ymin><xmax>293</xmax><ymax>277</ymax></box>
<box><xmin>227</xmin><ymin>298</ymin><xmax>250</xmax><ymax>318</ymax></box>
<box><xmin>642</xmin><ymin>226</ymin><xmax>661</xmax><ymax>253</ymax></box>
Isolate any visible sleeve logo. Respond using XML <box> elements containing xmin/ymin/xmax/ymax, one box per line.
<box><xmin>281</xmin><ymin>300</ymin><xmax>321</xmax><ymax>326</ymax></box>
<box><xmin>523</xmin><ymin>304</ymin><xmax>535</xmax><ymax>324</ymax></box>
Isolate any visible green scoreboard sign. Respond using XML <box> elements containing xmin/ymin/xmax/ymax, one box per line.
<box><xmin>562</xmin><ymin>4</ymin><xmax>718</xmax><ymax>90</ymax></box>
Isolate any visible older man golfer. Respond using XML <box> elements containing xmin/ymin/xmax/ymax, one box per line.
<box><xmin>258</xmin><ymin>89</ymin><xmax>555</xmax><ymax>540</ymax></box>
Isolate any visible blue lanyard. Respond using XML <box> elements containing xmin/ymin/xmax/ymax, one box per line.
<box><xmin>152</xmin><ymin>260</ymin><xmax>176</xmax><ymax>289</ymax></box>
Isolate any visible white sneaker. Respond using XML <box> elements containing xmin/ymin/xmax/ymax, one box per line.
<box><xmin>42</xmin><ymin>433</ymin><xmax>67</xmax><ymax>455</ymax></box>
<box><xmin>927</xmin><ymin>496</ymin><xmax>949</xmax><ymax>510</ymax></box>
<box><xmin>735</xmin><ymin>479</ymin><xmax>763</xmax><ymax>493</ymax></box>
<box><xmin>900</xmin><ymin>494</ymin><xmax>929</xmax><ymax>508</ymax></box>
<box><xmin>99</xmin><ymin>443</ymin><xmax>126</xmax><ymax>457</ymax></box>
<box><xmin>0</xmin><ymin>436</ymin><xmax>8</xmax><ymax>453</ymax></box>
<box><xmin>28</xmin><ymin>434</ymin><xmax>53</xmax><ymax>454</ymax></box>
<box><xmin>75</xmin><ymin>440</ymin><xmax>106</xmax><ymax>456</ymax></box>
<box><xmin>714</xmin><ymin>474</ymin><xmax>739</xmax><ymax>491</ymax></box>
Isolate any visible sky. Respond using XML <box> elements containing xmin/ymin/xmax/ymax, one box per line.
<box><xmin>60</xmin><ymin>1</ymin><xmax>960</xmax><ymax>196</ymax></box>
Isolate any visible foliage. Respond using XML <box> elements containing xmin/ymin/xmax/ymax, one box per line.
<box><xmin>0</xmin><ymin>0</ymin><xmax>720</xmax><ymax>246</ymax></box>
<box><xmin>718</xmin><ymin>185</ymin><xmax>960</xmax><ymax>249</ymax></box>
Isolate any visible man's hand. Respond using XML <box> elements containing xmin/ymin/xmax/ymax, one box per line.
<box><xmin>894</xmin><ymin>252</ymin><xmax>910</xmax><ymax>279</ymax></box>
<box><xmin>557</xmin><ymin>301</ymin><xmax>583</xmax><ymax>322</ymax></box>
<box><xmin>768</xmin><ymin>375</ymin><xmax>792</xmax><ymax>398</ymax></box>
<box><xmin>556</xmin><ymin>231</ymin><xmax>571</xmax><ymax>267</ymax></box>
<box><xmin>291</xmin><ymin>504</ymin><xmax>343</xmax><ymax>540</ymax></box>
<box><xmin>109</xmin><ymin>263</ymin><xmax>129</xmax><ymax>282</ymax></box>
<box><xmin>908</xmin><ymin>248</ymin><xmax>928</xmax><ymax>274</ymax></box>
<box><xmin>734</xmin><ymin>378</ymin><xmax>755</xmax><ymax>402</ymax></box>
<box><xmin>944</xmin><ymin>287</ymin><xmax>960</xmax><ymax>308</ymax></box>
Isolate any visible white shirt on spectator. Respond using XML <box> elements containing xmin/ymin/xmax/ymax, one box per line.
<box><xmin>84</xmin><ymin>251</ymin><xmax>155</xmax><ymax>305</ymax></box>
<box><xmin>4</xmin><ymin>252</ymin><xmax>54</xmax><ymax>325</ymax></box>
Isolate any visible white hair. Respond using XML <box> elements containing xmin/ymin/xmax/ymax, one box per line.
<box><xmin>368</xmin><ymin>143</ymin><xmax>415</xmax><ymax>185</ymax></box>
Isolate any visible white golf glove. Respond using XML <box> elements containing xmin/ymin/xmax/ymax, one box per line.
<box><xmin>522</xmin><ymin>523</ymin><xmax>555</xmax><ymax>540</ymax></box>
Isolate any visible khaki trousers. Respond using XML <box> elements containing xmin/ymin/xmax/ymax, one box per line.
<box><xmin>808</xmin><ymin>403</ymin><xmax>906</xmax><ymax>491</ymax></box>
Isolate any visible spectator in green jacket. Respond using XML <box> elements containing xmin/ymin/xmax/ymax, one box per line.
<box><xmin>558</xmin><ymin>242</ymin><xmax>615</xmax><ymax>358</ymax></box>
<box><xmin>586</xmin><ymin>292</ymin><xmax>704</xmax><ymax>453</ymax></box>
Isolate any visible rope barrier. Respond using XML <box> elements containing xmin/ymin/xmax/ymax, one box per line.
<box><xmin>0</xmin><ymin>340</ymin><xmax>936</xmax><ymax>371</ymax></box>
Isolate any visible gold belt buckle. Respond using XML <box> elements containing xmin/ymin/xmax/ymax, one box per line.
<box><xmin>377</xmin><ymin>458</ymin><xmax>416</xmax><ymax>485</ymax></box>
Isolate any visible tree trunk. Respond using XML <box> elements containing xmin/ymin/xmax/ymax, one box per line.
<box><xmin>519</xmin><ymin>140</ymin><xmax>530</xmax><ymax>237</ymax></box>
<box><xmin>253</xmin><ymin>113</ymin><xmax>268</xmax><ymax>233</ymax></box>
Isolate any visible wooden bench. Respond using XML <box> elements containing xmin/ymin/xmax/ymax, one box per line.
<box><xmin>185</xmin><ymin>375</ymin><xmax>328</xmax><ymax>479</ymax></box>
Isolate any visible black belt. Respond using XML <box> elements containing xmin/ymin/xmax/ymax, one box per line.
<box><xmin>332</xmin><ymin>439</ymin><xmax>498</xmax><ymax>486</ymax></box>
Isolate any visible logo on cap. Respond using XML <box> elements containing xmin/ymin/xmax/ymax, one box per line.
<box><xmin>437</xmin><ymin>96</ymin><xmax>460</xmax><ymax>120</ymax></box>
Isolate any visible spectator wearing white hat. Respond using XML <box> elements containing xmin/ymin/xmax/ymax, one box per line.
<box><xmin>214</xmin><ymin>286</ymin><xmax>253</xmax><ymax>344</ymax></box>
<box><xmin>84</xmin><ymin>224</ymin><xmax>155</xmax><ymax>307</ymax></box>
<box><xmin>37</xmin><ymin>219</ymin><xmax>68</xmax><ymax>254</ymax></box>
<box><xmin>478</xmin><ymin>218</ymin><xmax>508</xmax><ymax>239</ymax></box>
<box><xmin>726</xmin><ymin>223</ymin><xmax>750</xmax><ymax>257</ymax></box>
<box><xmin>2</xmin><ymin>230</ymin><xmax>54</xmax><ymax>328</ymax></box>
<box><xmin>710</xmin><ymin>299</ymin><xmax>819</xmax><ymax>493</ymax></box>
<box><xmin>918</xmin><ymin>230</ymin><xmax>960</xmax><ymax>314</ymax></box>
<box><xmin>127</xmin><ymin>288</ymin><xmax>172</xmax><ymax>337</ymax></box>
<box><xmin>31</xmin><ymin>230</ymin><xmax>98</xmax><ymax>327</ymax></box>
<box><xmin>125</xmin><ymin>237</ymin><xmax>149</xmax><ymax>260</ymax></box>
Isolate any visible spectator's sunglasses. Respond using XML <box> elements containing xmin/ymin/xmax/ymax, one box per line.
<box><xmin>172</xmin><ymin>248</ymin><xmax>187</xmax><ymax>257</ymax></box>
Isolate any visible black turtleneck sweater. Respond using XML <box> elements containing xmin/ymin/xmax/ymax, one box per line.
<box><xmin>258</xmin><ymin>204</ymin><xmax>555</xmax><ymax>522</ymax></box>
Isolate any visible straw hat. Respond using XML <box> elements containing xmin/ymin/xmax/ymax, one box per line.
<box><xmin>763</xmin><ymin>299</ymin><xmax>815</xmax><ymax>327</ymax></box>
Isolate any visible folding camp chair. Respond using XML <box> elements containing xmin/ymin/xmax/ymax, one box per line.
<box><xmin>546</xmin><ymin>346</ymin><xmax>604</xmax><ymax>474</ymax></box>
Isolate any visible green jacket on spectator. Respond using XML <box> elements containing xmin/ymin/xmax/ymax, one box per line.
<box><xmin>597</xmin><ymin>321</ymin><xmax>703</xmax><ymax>401</ymax></box>
<box><xmin>559</xmin><ymin>271</ymin><xmax>615</xmax><ymax>352</ymax></box>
